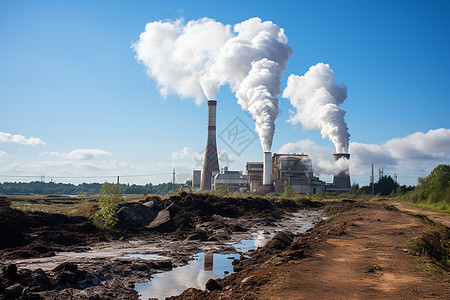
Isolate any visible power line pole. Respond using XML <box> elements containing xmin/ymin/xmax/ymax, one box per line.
<box><xmin>371</xmin><ymin>164</ymin><xmax>374</xmax><ymax>196</ymax></box>
<box><xmin>172</xmin><ymin>169</ymin><xmax>176</xmax><ymax>193</ymax></box>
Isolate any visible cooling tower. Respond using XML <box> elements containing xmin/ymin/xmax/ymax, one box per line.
<box><xmin>263</xmin><ymin>151</ymin><xmax>272</xmax><ymax>185</ymax></box>
<box><xmin>200</xmin><ymin>100</ymin><xmax>220</xmax><ymax>190</ymax></box>
<box><xmin>333</xmin><ymin>153</ymin><xmax>350</xmax><ymax>189</ymax></box>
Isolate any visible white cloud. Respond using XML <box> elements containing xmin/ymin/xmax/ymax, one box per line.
<box><xmin>0</xmin><ymin>151</ymin><xmax>8</xmax><ymax>158</ymax></box>
<box><xmin>41</xmin><ymin>149</ymin><xmax>112</xmax><ymax>160</ymax></box>
<box><xmin>0</xmin><ymin>132</ymin><xmax>45</xmax><ymax>146</ymax></box>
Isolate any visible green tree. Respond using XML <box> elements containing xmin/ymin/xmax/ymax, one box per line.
<box><xmin>349</xmin><ymin>182</ymin><xmax>360</xmax><ymax>194</ymax></box>
<box><xmin>374</xmin><ymin>175</ymin><xmax>399</xmax><ymax>196</ymax></box>
<box><xmin>416</xmin><ymin>164</ymin><xmax>450</xmax><ymax>204</ymax></box>
<box><xmin>283</xmin><ymin>185</ymin><xmax>293</xmax><ymax>198</ymax></box>
<box><xmin>91</xmin><ymin>183</ymin><xmax>123</xmax><ymax>230</ymax></box>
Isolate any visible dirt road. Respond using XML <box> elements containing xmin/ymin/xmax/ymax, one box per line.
<box><xmin>174</xmin><ymin>202</ymin><xmax>450</xmax><ymax>299</ymax></box>
<box><xmin>391</xmin><ymin>201</ymin><xmax>450</xmax><ymax>227</ymax></box>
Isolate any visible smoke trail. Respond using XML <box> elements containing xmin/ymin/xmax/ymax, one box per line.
<box><xmin>282</xmin><ymin>63</ymin><xmax>350</xmax><ymax>153</ymax></box>
<box><xmin>236</xmin><ymin>59</ymin><xmax>281</xmax><ymax>151</ymax></box>
<box><xmin>134</xmin><ymin>17</ymin><xmax>292</xmax><ymax>152</ymax></box>
<box><xmin>208</xmin><ymin>18</ymin><xmax>293</xmax><ymax>152</ymax></box>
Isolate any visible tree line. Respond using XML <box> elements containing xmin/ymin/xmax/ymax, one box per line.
<box><xmin>349</xmin><ymin>175</ymin><xmax>415</xmax><ymax>196</ymax></box>
<box><xmin>0</xmin><ymin>181</ymin><xmax>175</xmax><ymax>195</ymax></box>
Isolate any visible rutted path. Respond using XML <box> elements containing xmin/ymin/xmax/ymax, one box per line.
<box><xmin>391</xmin><ymin>201</ymin><xmax>450</xmax><ymax>227</ymax></box>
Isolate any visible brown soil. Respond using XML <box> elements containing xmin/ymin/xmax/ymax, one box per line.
<box><xmin>170</xmin><ymin>202</ymin><xmax>450</xmax><ymax>299</ymax></box>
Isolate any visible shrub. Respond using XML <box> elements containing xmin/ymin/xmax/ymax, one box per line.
<box><xmin>91</xmin><ymin>183</ymin><xmax>123</xmax><ymax>230</ymax></box>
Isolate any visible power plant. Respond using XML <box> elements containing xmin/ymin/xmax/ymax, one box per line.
<box><xmin>200</xmin><ymin>100</ymin><xmax>220</xmax><ymax>190</ymax></box>
<box><xmin>330</xmin><ymin>153</ymin><xmax>351</xmax><ymax>192</ymax></box>
<box><xmin>195</xmin><ymin>99</ymin><xmax>351</xmax><ymax>194</ymax></box>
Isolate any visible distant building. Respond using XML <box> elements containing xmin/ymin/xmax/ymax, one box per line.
<box><xmin>246</xmin><ymin>153</ymin><xmax>325</xmax><ymax>194</ymax></box>
<box><xmin>246</xmin><ymin>162</ymin><xmax>263</xmax><ymax>192</ymax></box>
<box><xmin>191</xmin><ymin>170</ymin><xmax>201</xmax><ymax>192</ymax></box>
<box><xmin>272</xmin><ymin>153</ymin><xmax>325</xmax><ymax>194</ymax></box>
<box><xmin>213</xmin><ymin>167</ymin><xmax>250</xmax><ymax>192</ymax></box>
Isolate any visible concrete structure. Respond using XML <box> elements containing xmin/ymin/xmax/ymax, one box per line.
<box><xmin>200</xmin><ymin>100</ymin><xmax>220</xmax><ymax>190</ymax></box>
<box><xmin>271</xmin><ymin>153</ymin><xmax>325</xmax><ymax>194</ymax></box>
<box><xmin>263</xmin><ymin>151</ymin><xmax>272</xmax><ymax>185</ymax></box>
<box><xmin>192</xmin><ymin>170</ymin><xmax>201</xmax><ymax>188</ymax></box>
<box><xmin>190</xmin><ymin>170</ymin><xmax>201</xmax><ymax>192</ymax></box>
<box><xmin>246</xmin><ymin>162</ymin><xmax>263</xmax><ymax>192</ymax></box>
<box><xmin>213</xmin><ymin>168</ymin><xmax>250</xmax><ymax>192</ymax></box>
<box><xmin>330</xmin><ymin>153</ymin><xmax>351</xmax><ymax>192</ymax></box>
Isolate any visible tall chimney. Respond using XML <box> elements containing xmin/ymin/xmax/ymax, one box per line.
<box><xmin>200</xmin><ymin>100</ymin><xmax>220</xmax><ymax>190</ymax></box>
<box><xmin>263</xmin><ymin>151</ymin><xmax>272</xmax><ymax>185</ymax></box>
<box><xmin>333</xmin><ymin>153</ymin><xmax>350</xmax><ymax>189</ymax></box>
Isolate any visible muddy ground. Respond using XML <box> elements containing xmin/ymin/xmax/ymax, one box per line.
<box><xmin>169</xmin><ymin>201</ymin><xmax>450</xmax><ymax>300</ymax></box>
<box><xmin>1</xmin><ymin>195</ymin><xmax>448</xmax><ymax>299</ymax></box>
<box><xmin>0</xmin><ymin>194</ymin><xmax>321</xmax><ymax>299</ymax></box>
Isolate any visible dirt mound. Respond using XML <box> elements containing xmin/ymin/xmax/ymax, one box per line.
<box><xmin>0</xmin><ymin>204</ymin><xmax>100</xmax><ymax>259</ymax></box>
<box><xmin>0</xmin><ymin>194</ymin><xmax>321</xmax><ymax>260</ymax></box>
<box><xmin>148</xmin><ymin>194</ymin><xmax>319</xmax><ymax>238</ymax></box>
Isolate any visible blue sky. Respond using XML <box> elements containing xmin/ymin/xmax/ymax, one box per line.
<box><xmin>0</xmin><ymin>0</ymin><xmax>449</xmax><ymax>186</ymax></box>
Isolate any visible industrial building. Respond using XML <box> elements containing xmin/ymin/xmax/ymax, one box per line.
<box><xmin>213</xmin><ymin>167</ymin><xmax>250</xmax><ymax>192</ymax></box>
<box><xmin>271</xmin><ymin>153</ymin><xmax>325</xmax><ymax>194</ymax></box>
<box><xmin>245</xmin><ymin>152</ymin><xmax>350</xmax><ymax>194</ymax></box>
<box><xmin>246</xmin><ymin>162</ymin><xmax>263</xmax><ymax>192</ymax></box>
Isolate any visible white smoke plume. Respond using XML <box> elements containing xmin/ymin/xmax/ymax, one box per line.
<box><xmin>134</xmin><ymin>17</ymin><xmax>292</xmax><ymax>152</ymax></box>
<box><xmin>133</xmin><ymin>18</ymin><xmax>232</xmax><ymax>104</ymax></box>
<box><xmin>236</xmin><ymin>59</ymin><xmax>281</xmax><ymax>151</ymax></box>
<box><xmin>283</xmin><ymin>63</ymin><xmax>350</xmax><ymax>153</ymax></box>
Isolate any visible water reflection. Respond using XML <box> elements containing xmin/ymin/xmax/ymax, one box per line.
<box><xmin>135</xmin><ymin>210</ymin><xmax>322</xmax><ymax>299</ymax></box>
<box><xmin>135</xmin><ymin>252</ymin><xmax>235</xmax><ymax>300</ymax></box>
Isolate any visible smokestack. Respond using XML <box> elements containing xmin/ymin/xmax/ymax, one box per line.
<box><xmin>200</xmin><ymin>100</ymin><xmax>220</xmax><ymax>190</ymax></box>
<box><xmin>333</xmin><ymin>153</ymin><xmax>350</xmax><ymax>189</ymax></box>
<box><xmin>263</xmin><ymin>151</ymin><xmax>272</xmax><ymax>185</ymax></box>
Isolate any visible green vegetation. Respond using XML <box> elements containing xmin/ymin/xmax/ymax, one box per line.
<box><xmin>350</xmin><ymin>175</ymin><xmax>414</xmax><ymax>196</ymax></box>
<box><xmin>399</xmin><ymin>164</ymin><xmax>450</xmax><ymax>212</ymax></box>
<box><xmin>217</xmin><ymin>184</ymin><xmax>229</xmax><ymax>194</ymax></box>
<box><xmin>90</xmin><ymin>183</ymin><xmax>124</xmax><ymax>230</ymax></box>
<box><xmin>0</xmin><ymin>181</ymin><xmax>175</xmax><ymax>195</ymax></box>
<box><xmin>283</xmin><ymin>185</ymin><xmax>293</xmax><ymax>198</ymax></box>
<box><xmin>408</xmin><ymin>218</ymin><xmax>450</xmax><ymax>271</ymax></box>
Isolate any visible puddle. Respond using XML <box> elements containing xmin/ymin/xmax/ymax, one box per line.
<box><xmin>136</xmin><ymin>210</ymin><xmax>323</xmax><ymax>299</ymax></box>
<box><xmin>135</xmin><ymin>252</ymin><xmax>237</xmax><ymax>299</ymax></box>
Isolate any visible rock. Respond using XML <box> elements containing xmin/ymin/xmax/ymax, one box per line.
<box><xmin>205</xmin><ymin>278</ymin><xmax>222</xmax><ymax>291</ymax></box>
<box><xmin>240</xmin><ymin>276</ymin><xmax>253</xmax><ymax>285</ymax></box>
<box><xmin>143</xmin><ymin>201</ymin><xmax>154</xmax><ymax>208</ymax></box>
<box><xmin>30</xmin><ymin>268</ymin><xmax>53</xmax><ymax>291</ymax></box>
<box><xmin>117</xmin><ymin>202</ymin><xmax>158</xmax><ymax>227</ymax></box>
<box><xmin>146</xmin><ymin>209</ymin><xmax>171</xmax><ymax>229</ymax></box>
<box><xmin>152</xmin><ymin>260</ymin><xmax>173</xmax><ymax>270</ymax></box>
<box><xmin>264</xmin><ymin>231</ymin><xmax>294</xmax><ymax>250</ymax></box>
<box><xmin>53</xmin><ymin>262</ymin><xmax>78</xmax><ymax>273</ymax></box>
<box><xmin>186</xmin><ymin>230</ymin><xmax>209</xmax><ymax>241</ymax></box>
<box><xmin>2</xmin><ymin>264</ymin><xmax>19</xmax><ymax>281</ymax></box>
<box><xmin>4</xmin><ymin>283</ymin><xmax>24</xmax><ymax>298</ymax></box>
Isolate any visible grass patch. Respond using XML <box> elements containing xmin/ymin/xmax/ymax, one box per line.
<box><xmin>408</xmin><ymin>220</ymin><xmax>450</xmax><ymax>271</ymax></box>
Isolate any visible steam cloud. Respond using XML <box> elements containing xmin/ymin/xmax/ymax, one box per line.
<box><xmin>134</xmin><ymin>17</ymin><xmax>292</xmax><ymax>152</ymax></box>
<box><xmin>283</xmin><ymin>63</ymin><xmax>350</xmax><ymax>153</ymax></box>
